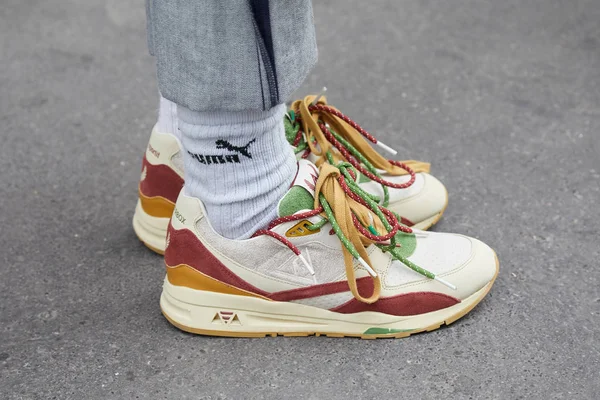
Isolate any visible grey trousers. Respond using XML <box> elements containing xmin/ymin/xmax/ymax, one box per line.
<box><xmin>146</xmin><ymin>0</ymin><xmax>317</xmax><ymax>112</ymax></box>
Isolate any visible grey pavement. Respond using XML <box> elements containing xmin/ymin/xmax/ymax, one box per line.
<box><xmin>1</xmin><ymin>0</ymin><xmax>599</xmax><ymax>399</ymax></box>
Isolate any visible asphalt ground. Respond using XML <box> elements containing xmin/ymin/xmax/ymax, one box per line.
<box><xmin>1</xmin><ymin>1</ymin><xmax>599</xmax><ymax>399</ymax></box>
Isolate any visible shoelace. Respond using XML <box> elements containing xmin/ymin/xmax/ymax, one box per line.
<box><xmin>285</xmin><ymin>95</ymin><xmax>432</xmax><ymax>207</ymax></box>
<box><xmin>252</xmin><ymin>162</ymin><xmax>456</xmax><ymax>305</ymax></box>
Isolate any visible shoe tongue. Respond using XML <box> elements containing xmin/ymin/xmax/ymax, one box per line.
<box><xmin>277</xmin><ymin>159</ymin><xmax>319</xmax><ymax>217</ymax></box>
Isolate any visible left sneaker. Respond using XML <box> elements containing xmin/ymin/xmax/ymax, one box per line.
<box><xmin>286</xmin><ymin>95</ymin><xmax>448</xmax><ymax>231</ymax></box>
<box><xmin>132</xmin><ymin>125</ymin><xmax>183</xmax><ymax>254</ymax></box>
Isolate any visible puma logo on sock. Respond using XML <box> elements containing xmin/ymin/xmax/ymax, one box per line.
<box><xmin>215</xmin><ymin>139</ymin><xmax>255</xmax><ymax>159</ymax></box>
<box><xmin>188</xmin><ymin>139</ymin><xmax>256</xmax><ymax>165</ymax></box>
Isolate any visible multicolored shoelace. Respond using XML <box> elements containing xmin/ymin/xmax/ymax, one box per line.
<box><xmin>284</xmin><ymin>95</ymin><xmax>432</xmax><ymax>208</ymax></box>
<box><xmin>252</xmin><ymin>161</ymin><xmax>456</xmax><ymax>305</ymax></box>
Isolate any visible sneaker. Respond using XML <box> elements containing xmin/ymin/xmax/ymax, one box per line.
<box><xmin>132</xmin><ymin>126</ymin><xmax>184</xmax><ymax>254</ymax></box>
<box><xmin>160</xmin><ymin>160</ymin><xmax>498</xmax><ymax>338</ymax></box>
<box><xmin>285</xmin><ymin>95</ymin><xmax>448</xmax><ymax>231</ymax></box>
<box><xmin>133</xmin><ymin>96</ymin><xmax>448</xmax><ymax>254</ymax></box>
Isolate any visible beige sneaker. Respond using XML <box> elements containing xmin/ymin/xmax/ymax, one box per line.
<box><xmin>160</xmin><ymin>160</ymin><xmax>497</xmax><ymax>338</ymax></box>
<box><xmin>286</xmin><ymin>95</ymin><xmax>448</xmax><ymax>230</ymax></box>
<box><xmin>132</xmin><ymin>126</ymin><xmax>183</xmax><ymax>254</ymax></box>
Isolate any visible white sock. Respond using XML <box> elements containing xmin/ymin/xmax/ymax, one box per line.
<box><xmin>178</xmin><ymin>104</ymin><xmax>296</xmax><ymax>239</ymax></box>
<box><xmin>156</xmin><ymin>93</ymin><xmax>180</xmax><ymax>141</ymax></box>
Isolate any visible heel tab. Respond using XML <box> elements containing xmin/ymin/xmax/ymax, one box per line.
<box><xmin>172</xmin><ymin>191</ymin><xmax>206</xmax><ymax>230</ymax></box>
<box><xmin>147</xmin><ymin>126</ymin><xmax>183</xmax><ymax>174</ymax></box>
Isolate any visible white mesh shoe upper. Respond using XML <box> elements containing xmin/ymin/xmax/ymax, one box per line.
<box><xmin>385</xmin><ymin>232</ymin><xmax>473</xmax><ymax>287</ymax></box>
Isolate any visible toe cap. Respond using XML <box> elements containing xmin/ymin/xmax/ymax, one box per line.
<box><xmin>443</xmin><ymin>236</ymin><xmax>499</xmax><ymax>300</ymax></box>
<box><xmin>388</xmin><ymin>173</ymin><xmax>448</xmax><ymax>225</ymax></box>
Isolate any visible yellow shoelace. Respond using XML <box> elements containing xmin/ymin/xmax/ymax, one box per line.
<box><xmin>254</xmin><ymin>161</ymin><xmax>456</xmax><ymax>304</ymax></box>
<box><xmin>291</xmin><ymin>94</ymin><xmax>430</xmax><ymax>176</ymax></box>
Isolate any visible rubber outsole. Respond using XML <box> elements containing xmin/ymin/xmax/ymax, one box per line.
<box><xmin>160</xmin><ymin>253</ymin><xmax>499</xmax><ymax>339</ymax></box>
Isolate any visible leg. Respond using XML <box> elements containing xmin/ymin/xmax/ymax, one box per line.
<box><xmin>139</xmin><ymin>0</ymin><xmax>317</xmax><ymax>241</ymax></box>
<box><xmin>149</xmin><ymin>0</ymin><xmax>317</xmax><ymax>111</ymax></box>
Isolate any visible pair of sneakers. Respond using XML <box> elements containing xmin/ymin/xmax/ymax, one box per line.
<box><xmin>133</xmin><ymin>96</ymin><xmax>498</xmax><ymax>339</ymax></box>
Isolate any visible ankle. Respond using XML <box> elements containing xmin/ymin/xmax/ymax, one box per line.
<box><xmin>179</xmin><ymin>104</ymin><xmax>296</xmax><ymax>239</ymax></box>
<box><xmin>156</xmin><ymin>93</ymin><xmax>179</xmax><ymax>140</ymax></box>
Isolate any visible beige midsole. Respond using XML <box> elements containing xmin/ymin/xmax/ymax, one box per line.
<box><xmin>160</xmin><ymin>276</ymin><xmax>492</xmax><ymax>335</ymax></box>
<box><xmin>132</xmin><ymin>200</ymin><xmax>170</xmax><ymax>253</ymax></box>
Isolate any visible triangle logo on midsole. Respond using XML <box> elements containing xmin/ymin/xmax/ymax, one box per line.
<box><xmin>212</xmin><ymin>311</ymin><xmax>242</xmax><ymax>325</ymax></box>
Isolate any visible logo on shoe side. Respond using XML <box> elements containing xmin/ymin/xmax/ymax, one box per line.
<box><xmin>304</xmin><ymin>163</ymin><xmax>318</xmax><ymax>191</ymax></box>
<box><xmin>173</xmin><ymin>208</ymin><xmax>186</xmax><ymax>224</ymax></box>
<box><xmin>188</xmin><ymin>139</ymin><xmax>256</xmax><ymax>165</ymax></box>
<box><xmin>211</xmin><ymin>311</ymin><xmax>242</xmax><ymax>325</ymax></box>
<box><xmin>147</xmin><ymin>143</ymin><xmax>160</xmax><ymax>158</ymax></box>
<box><xmin>269</xmin><ymin>247</ymin><xmax>317</xmax><ymax>285</ymax></box>
<box><xmin>293</xmin><ymin>160</ymin><xmax>319</xmax><ymax>197</ymax></box>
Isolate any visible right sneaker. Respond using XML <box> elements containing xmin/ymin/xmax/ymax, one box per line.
<box><xmin>160</xmin><ymin>160</ymin><xmax>498</xmax><ymax>338</ymax></box>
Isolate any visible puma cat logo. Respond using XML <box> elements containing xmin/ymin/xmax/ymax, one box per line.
<box><xmin>215</xmin><ymin>139</ymin><xmax>256</xmax><ymax>159</ymax></box>
<box><xmin>188</xmin><ymin>139</ymin><xmax>256</xmax><ymax>165</ymax></box>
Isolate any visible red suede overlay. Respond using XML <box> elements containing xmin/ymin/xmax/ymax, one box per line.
<box><xmin>270</xmin><ymin>277</ymin><xmax>374</xmax><ymax>302</ymax></box>
<box><xmin>140</xmin><ymin>156</ymin><xmax>184</xmax><ymax>203</ymax></box>
<box><xmin>165</xmin><ymin>224</ymin><xmax>270</xmax><ymax>297</ymax></box>
<box><xmin>331</xmin><ymin>291</ymin><xmax>460</xmax><ymax>316</ymax></box>
<box><xmin>165</xmin><ymin>225</ymin><xmax>461</xmax><ymax>316</ymax></box>
<box><xmin>400</xmin><ymin>216</ymin><xmax>415</xmax><ymax>227</ymax></box>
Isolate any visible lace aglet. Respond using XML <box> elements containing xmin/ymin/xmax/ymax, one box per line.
<box><xmin>412</xmin><ymin>230</ymin><xmax>429</xmax><ymax>238</ymax></box>
<box><xmin>376</xmin><ymin>141</ymin><xmax>398</xmax><ymax>155</ymax></box>
<box><xmin>311</xmin><ymin>87</ymin><xmax>328</xmax><ymax>106</ymax></box>
<box><xmin>434</xmin><ymin>276</ymin><xmax>457</xmax><ymax>290</ymax></box>
<box><xmin>357</xmin><ymin>257</ymin><xmax>378</xmax><ymax>277</ymax></box>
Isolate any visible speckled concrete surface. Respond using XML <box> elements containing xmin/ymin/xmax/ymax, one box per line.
<box><xmin>1</xmin><ymin>1</ymin><xmax>599</xmax><ymax>399</ymax></box>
